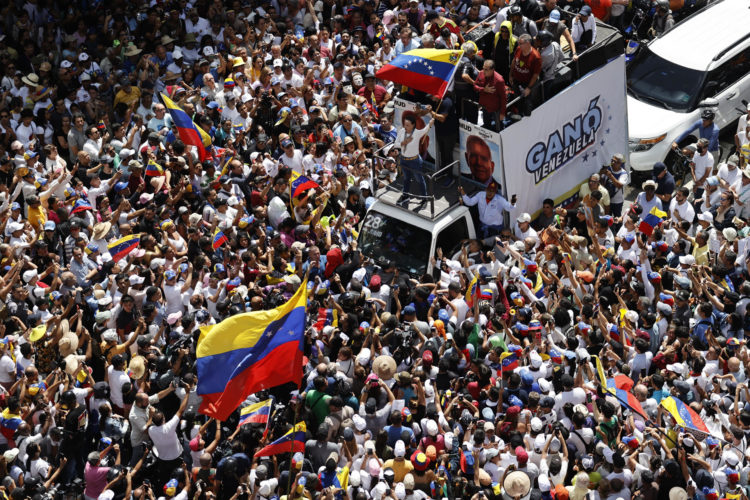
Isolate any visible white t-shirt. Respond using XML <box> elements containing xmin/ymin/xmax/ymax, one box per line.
<box><xmin>108</xmin><ymin>366</ymin><xmax>131</xmax><ymax>408</ymax></box>
<box><xmin>279</xmin><ymin>149</ymin><xmax>304</xmax><ymax>174</ymax></box>
<box><xmin>163</xmin><ymin>283</ymin><xmax>186</xmax><ymax>315</ymax></box>
<box><xmin>692</xmin><ymin>151</ymin><xmax>714</xmax><ymax>187</ymax></box>
<box><xmin>148</xmin><ymin>415</ymin><xmax>183</xmax><ymax>460</ymax></box>
<box><xmin>553</xmin><ymin>388</ymin><xmax>585</xmax><ymax>413</ymax></box>
<box><xmin>0</xmin><ymin>353</ymin><xmax>16</xmax><ymax>383</ymax></box>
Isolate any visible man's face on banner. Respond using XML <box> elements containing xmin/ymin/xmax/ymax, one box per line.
<box><xmin>466</xmin><ymin>137</ymin><xmax>494</xmax><ymax>183</ymax></box>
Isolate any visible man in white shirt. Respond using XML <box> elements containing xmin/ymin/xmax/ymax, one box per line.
<box><xmin>108</xmin><ymin>354</ymin><xmax>132</xmax><ymax>415</ymax></box>
<box><xmin>82</xmin><ymin>126</ymin><xmax>105</xmax><ymax>162</ymax></box>
<box><xmin>669</xmin><ymin>187</ymin><xmax>695</xmax><ymax>225</ymax></box>
<box><xmin>279</xmin><ymin>138</ymin><xmax>304</xmax><ymax>174</ymax></box>
<box><xmin>513</xmin><ymin>213</ymin><xmax>539</xmax><ymax>247</ymax></box>
<box><xmin>690</xmin><ymin>138</ymin><xmax>713</xmax><ymax>192</ymax></box>
<box><xmin>459</xmin><ymin>181</ymin><xmax>517</xmax><ymax>244</ymax></box>
<box><xmin>148</xmin><ymin>387</ymin><xmax>189</xmax><ymax>485</ymax></box>
<box><xmin>553</xmin><ymin>374</ymin><xmax>586</xmax><ymax>413</ymax></box>
<box><xmin>718</xmin><ymin>154</ymin><xmax>741</xmax><ymax>191</ymax></box>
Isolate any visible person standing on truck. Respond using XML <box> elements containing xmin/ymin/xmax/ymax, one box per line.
<box><xmin>458</xmin><ymin>181</ymin><xmax>517</xmax><ymax>242</ymax></box>
<box><xmin>571</xmin><ymin>5</ymin><xmax>597</xmax><ymax>53</ymax></box>
<box><xmin>396</xmin><ymin>113</ymin><xmax>435</xmax><ymax>209</ymax></box>
<box><xmin>671</xmin><ymin>109</ymin><xmax>720</xmax><ymax>165</ymax></box>
<box><xmin>473</xmin><ymin>60</ymin><xmax>507</xmax><ymax>132</ymax></box>
<box><xmin>600</xmin><ymin>154</ymin><xmax>629</xmax><ymax>217</ymax></box>
<box><xmin>509</xmin><ymin>34</ymin><xmax>542</xmax><ymax>116</ymax></box>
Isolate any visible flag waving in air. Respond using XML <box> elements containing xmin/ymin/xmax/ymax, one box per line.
<box><xmin>376</xmin><ymin>49</ymin><xmax>464</xmax><ymax>98</ymax></box>
<box><xmin>238</xmin><ymin>399</ymin><xmax>273</xmax><ymax>427</ymax></box>
<box><xmin>212</xmin><ymin>228</ymin><xmax>229</xmax><ymax>250</ymax></box>
<box><xmin>638</xmin><ymin>206</ymin><xmax>667</xmax><ymax>236</ymax></box>
<box><xmin>254</xmin><ymin>422</ymin><xmax>306</xmax><ymax>457</ymax></box>
<box><xmin>290</xmin><ymin>171</ymin><xmax>320</xmax><ymax>199</ymax></box>
<box><xmin>108</xmin><ymin>234</ymin><xmax>141</xmax><ymax>261</ymax></box>
<box><xmin>196</xmin><ymin>279</ymin><xmax>308</xmax><ymax>420</ymax></box>
<box><xmin>161</xmin><ymin>93</ymin><xmax>212</xmax><ymax>160</ymax></box>
<box><xmin>660</xmin><ymin>396</ymin><xmax>711</xmax><ymax>436</ymax></box>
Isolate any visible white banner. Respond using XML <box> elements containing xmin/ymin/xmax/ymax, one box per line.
<box><xmin>393</xmin><ymin>97</ymin><xmax>438</xmax><ymax>162</ymax></box>
<box><xmin>458</xmin><ymin>120</ymin><xmax>502</xmax><ymax>186</ymax></box>
<box><xmin>498</xmin><ymin>55</ymin><xmax>628</xmax><ymax>220</ymax></box>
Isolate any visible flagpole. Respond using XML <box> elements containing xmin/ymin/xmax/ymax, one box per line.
<box><xmin>287</xmin><ymin>268</ymin><xmax>309</xmax><ymax>497</ymax></box>
<box><xmin>286</xmin><ymin>387</ymin><xmax>301</xmax><ymax>498</ymax></box>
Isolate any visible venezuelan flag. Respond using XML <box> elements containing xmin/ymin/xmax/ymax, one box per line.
<box><xmin>376</xmin><ymin>48</ymin><xmax>464</xmax><ymax>98</ymax></box>
<box><xmin>161</xmin><ymin>93</ymin><xmax>212</xmax><ymax>161</ymax></box>
<box><xmin>71</xmin><ymin>198</ymin><xmax>93</xmax><ymax>214</ymax></box>
<box><xmin>499</xmin><ymin>351</ymin><xmax>518</xmax><ymax>371</ymax></box>
<box><xmin>465</xmin><ymin>273</ymin><xmax>478</xmax><ymax>308</ymax></box>
<box><xmin>607</xmin><ymin>375</ymin><xmax>645</xmax><ymax>417</ymax></box>
<box><xmin>290</xmin><ymin>171</ymin><xmax>320</xmax><ymax>199</ymax></box>
<box><xmin>548</xmin><ymin>348</ymin><xmax>562</xmax><ymax>364</ymax></box>
<box><xmin>254</xmin><ymin>422</ymin><xmax>306</xmax><ymax>457</ymax></box>
<box><xmin>239</xmin><ymin>399</ymin><xmax>273</xmax><ymax>427</ymax></box>
<box><xmin>108</xmin><ymin>234</ymin><xmax>141</xmax><ymax>261</ymax></box>
<box><xmin>0</xmin><ymin>408</ymin><xmax>22</xmax><ymax>441</ymax></box>
<box><xmin>638</xmin><ymin>206</ymin><xmax>667</xmax><ymax>236</ymax></box>
<box><xmin>212</xmin><ymin>228</ymin><xmax>229</xmax><ymax>250</ymax></box>
<box><xmin>660</xmin><ymin>396</ymin><xmax>710</xmax><ymax>435</ymax></box>
<box><xmin>196</xmin><ymin>281</ymin><xmax>308</xmax><ymax>420</ymax></box>
<box><xmin>220</xmin><ymin>154</ymin><xmax>234</xmax><ymax>176</ymax></box>
<box><xmin>313</xmin><ymin>307</ymin><xmax>338</xmax><ymax>331</ymax></box>
<box><xmin>145</xmin><ymin>160</ymin><xmax>164</xmax><ymax>177</ymax></box>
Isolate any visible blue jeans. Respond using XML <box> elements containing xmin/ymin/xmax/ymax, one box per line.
<box><xmin>480</xmin><ymin>223</ymin><xmax>504</xmax><ymax>239</ymax></box>
<box><xmin>400</xmin><ymin>155</ymin><xmax>426</xmax><ymax>197</ymax></box>
<box><xmin>482</xmin><ymin>110</ymin><xmax>501</xmax><ymax>132</ymax></box>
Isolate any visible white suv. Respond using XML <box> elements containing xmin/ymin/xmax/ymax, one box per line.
<box><xmin>627</xmin><ymin>0</ymin><xmax>750</xmax><ymax>175</ymax></box>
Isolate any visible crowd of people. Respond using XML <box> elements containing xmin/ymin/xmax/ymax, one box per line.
<box><xmin>0</xmin><ymin>0</ymin><xmax>745</xmax><ymax>500</ymax></box>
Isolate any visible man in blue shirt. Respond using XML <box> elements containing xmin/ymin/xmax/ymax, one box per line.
<box><xmin>672</xmin><ymin>108</ymin><xmax>720</xmax><ymax>159</ymax></box>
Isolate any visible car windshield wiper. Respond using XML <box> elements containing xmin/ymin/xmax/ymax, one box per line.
<box><xmin>630</xmin><ymin>88</ymin><xmax>673</xmax><ymax>110</ymax></box>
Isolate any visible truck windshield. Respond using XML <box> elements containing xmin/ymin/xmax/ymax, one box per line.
<box><xmin>627</xmin><ymin>47</ymin><xmax>704</xmax><ymax>112</ymax></box>
<box><xmin>358</xmin><ymin>211</ymin><xmax>431</xmax><ymax>276</ymax></box>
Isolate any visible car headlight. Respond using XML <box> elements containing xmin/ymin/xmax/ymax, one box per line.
<box><xmin>628</xmin><ymin>134</ymin><xmax>667</xmax><ymax>153</ymax></box>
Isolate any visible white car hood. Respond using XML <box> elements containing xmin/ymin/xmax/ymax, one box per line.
<box><xmin>627</xmin><ymin>94</ymin><xmax>690</xmax><ymax>140</ymax></box>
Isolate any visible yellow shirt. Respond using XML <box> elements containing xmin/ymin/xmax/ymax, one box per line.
<box><xmin>28</xmin><ymin>205</ymin><xmax>46</xmax><ymax>232</ymax></box>
<box><xmin>693</xmin><ymin>242</ymin><xmax>709</xmax><ymax>266</ymax></box>
<box><xmin>383</xmin><ymin>458</ymin><xmax>413</xmax><ymax>482</ymax></box>
<box><xmin>114</xmin><ymin>87</ymin><xmax>142</xmax><ymax>108</ymax></box>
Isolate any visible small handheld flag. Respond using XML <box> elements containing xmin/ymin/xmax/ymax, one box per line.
<box><xmin>107</xmin><ymin>234</ymin><xmax>141</xmax><ymax>262</ymax></box>
<box><xmin>254</xmin><ymin>422</ymin><xmax>306</xmax><ymax>457</ymax></box>
<box><xmin>212</xmin><ymin>228</ymin><xmax>229</xmax><ymax>250</ymax></box>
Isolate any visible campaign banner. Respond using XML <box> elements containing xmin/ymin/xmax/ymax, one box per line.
<box><xmin>498</xmin><ymin>55</ymin><xmax>628</xmax><ymax>220</ymax></box>
<box><xmin>393</xmin><ymin>97</ymin><xmax>437</xmax><ymax>163</ymax></box>
<box><xmin>458</xmin><ymin>120</ymin><xmax>502</xmax><ymax>186</ymax></box>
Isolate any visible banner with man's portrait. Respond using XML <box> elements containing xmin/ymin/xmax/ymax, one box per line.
<box><xmin>458</xmin><ymin>120</ymin><xmax>502</xmax><ymax>186</ymax></box>
<box><xmin>393</xmin><ymin>97</ymin><xmax>437</xmax><ymax>163</ymax></box>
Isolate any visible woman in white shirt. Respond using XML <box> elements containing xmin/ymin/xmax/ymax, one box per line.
<box><xmin>395</xmin><ymin>114</ymin><xmax>434</xmax><ymax>206</ymax></box>
<box><xmin>25</xmin><ymin>442</ymin><xmax>50</xmax><ymax>482</ymax></box>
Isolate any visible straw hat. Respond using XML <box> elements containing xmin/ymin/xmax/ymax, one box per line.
<box><xmin>373</xmin><ymin>355</ymin><xmax>397</xmax><ymax>380</ymax></box>
<box><xmin>160</xmin><ymin>35</ymin><xmax>175</xmax><ymax>45</ymax></box>
<box><xmin>93</xmin><ymin>289</ymin><xmax>106</xmax><ymax>300</ymax></box>
<box><xmin>128</xmin><ymin>355</ymin><xmax>147</xmax><ymax>380</ymax></box>
<box><xmin>163</xmin><ymin>71</ymin><xmax>179</xmax><ymax>82</ymax></box>
<box><xmin>60</xmin><ymin>318</ymin><xmax>70</xmax><ymax>337</ymax></box>
<box><xmin>150</xmin><ymin>175</ymin><xmax>166</xmax><ymax>191</ymax></box>
<box><xmin>92</xmin><ymin>222</ymin><xmax>111</xmax><ymax>240</ymax></box>
<box><xmin>59</xmin><ymin>333</ymin><xmax>79</xmax><ymax>357</ymax></box>
<box><xmin>503</xmin><ymin>471</ymin><xmax>531</xmax><ymax>497</ymax></box>
<box><xmin>22</xmin><ymin>73</ymin><xmax>40</xmax><ymax>87</ymax></box>
<box><xmin>123</xmin><ymin>43</ymin><xmax>142</xmax><ymax>57</ymax></box>
<box><xmin>64</xmin><ymin>354</ymin><xmax>84</xmax><ymax>376</ymax></box>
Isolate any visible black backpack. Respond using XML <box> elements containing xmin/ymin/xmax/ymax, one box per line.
<box><xmin>93</xmin><ymin>381</ymin><xmax>110</xmax><ymax>399</ymax></box>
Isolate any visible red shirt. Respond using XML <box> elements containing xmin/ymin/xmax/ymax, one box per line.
<box><xmin>473</xmin><ymin>70</ymin><xmax>507</xmax><ymax>115</ymax></box>
<box><xmin>357</xmin><ymin>85</ymin><xmax>388</xmax><ymax>106</ymax></box>
<box><xmin>510</xmin><ymin>47</ymin><xmax>542</xmax><ymax>86</ymax></box>
<box><xmin>586</xmin><ymin>0</ymin><xmax>612</xmax><ymax>19</ymax></box>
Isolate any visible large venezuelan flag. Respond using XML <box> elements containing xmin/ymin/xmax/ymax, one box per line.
<box><xmin>196</xmin><ymin>281</ymin><xmax>307</xmax><ymax>420</ymax></box>
<box><xmin>660</xmin><ymin>396</ymin><xmax>710</xmax><ymax>435</ymax></box>
<box><xmin>376</xmin><ymin>48</ymin><xmax>463</xmax><ymax>98</ymax></box>
<box><xmin>108</xmin><ymin>234</ymin><xmax>141</xmax><ymax>261</ymax></box>
<box><xmin>254</xmin><ymin>422</ymin><xmax>306</xmax><ymax>457</ymax></box>
<box><xmin>160</xmin><ymin>93</ymin><xmax>212</xmax><ymax>160</ymax></box>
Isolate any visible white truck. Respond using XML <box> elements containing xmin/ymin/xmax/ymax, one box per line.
<box><xmin>359</xmin><ymin>22</ymin><xmax>628</xmax><ymax>276</ymax></box>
